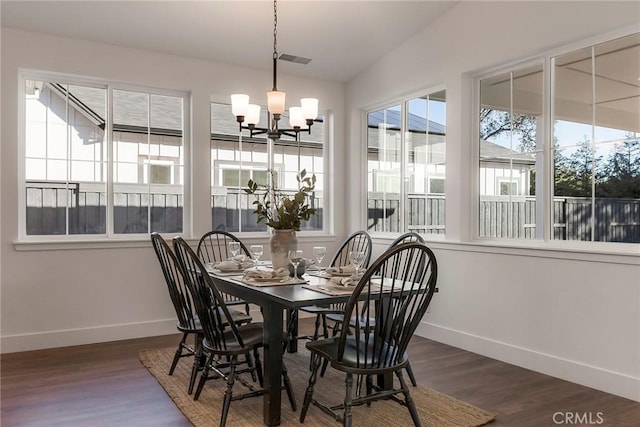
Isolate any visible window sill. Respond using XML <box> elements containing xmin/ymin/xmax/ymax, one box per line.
<box><xmin>13</xmin><ymin>232</ymin><xmax>336</xmax><ymax>251</ymax></box>
<box><xmin>14</xmin><ymin>237</ymin><xmax>160</xmax><ymax>251</ymax></box>
<box><xmin>371</xmin><ymin>234</ymin><xmax>640</xmax><ymax>266</ymax></box>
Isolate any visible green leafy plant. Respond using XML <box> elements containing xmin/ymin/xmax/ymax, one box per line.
<box><xmin>244</xmin><ymin>169</ymin><xmax>317</xmax><ymax>231</ymax></box>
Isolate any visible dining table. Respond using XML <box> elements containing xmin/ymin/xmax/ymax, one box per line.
<box><xmin>208</xmin><ymin>269</ymin><xmax>353</xmax><ymax>427</ymax></box>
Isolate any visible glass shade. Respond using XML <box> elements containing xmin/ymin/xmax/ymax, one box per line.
<box><xmin>301</xmin><ymin>98</ymin><xmax>319</xmax><ymax>120</ymax></box>
<box><xmin>231</xmin><ymin>94</ymin><xmax>250</xmax><ymax>117</ymax></box>
<box><xmin>289</xmin><ymin>107</ymin><xmax>305</xmax><ymax>128</ymax></box>
<box><xmin>267</xmin><ymin>91</ymin><xmax>286</xmax><ymax>114</ymax></box>
<box><xmin>246</xmin><ymin>104</ymin><xmax>261</xmax><ymax>126</ymax></box>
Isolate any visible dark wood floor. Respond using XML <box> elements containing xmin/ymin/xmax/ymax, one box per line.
<box><xmin>1</xmin><ymin>318</ymin><xmax>638</xmax><ymax>426</ymax></box>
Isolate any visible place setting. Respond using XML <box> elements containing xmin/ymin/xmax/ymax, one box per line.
<box><xmin>238</xmin><ymin>249</ymin><xmax>308</xmax><ymax>286</ymax></box>
<box><xmin>303</xmin><ymin>249</ymin><xmax>366</xmax><ymax>295</ymax></box>
<box><xmin>306</xmin><ymin>249</ymin><xmax>365</xmax><ymax>279</ymax></box>
<box><xmin>204</xmin><ymin>242</ymin><xmax>258</xmax><ymax>276</ymax></box>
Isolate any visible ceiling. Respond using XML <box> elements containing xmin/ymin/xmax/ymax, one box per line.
<box><xmin>0</xmin><ymin>0</ymin><xmax>457</xmax><ymax>83</ymax></box>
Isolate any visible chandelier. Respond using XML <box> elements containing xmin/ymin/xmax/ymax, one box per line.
<box><xmin>230</xmin><ymin>0</ymin><xmax>318</xmax><ymax>141</ymax></box>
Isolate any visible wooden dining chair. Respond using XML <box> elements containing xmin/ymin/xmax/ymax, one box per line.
<box><xmin>151</xmin><ymin>232</ymin><xmax>253</xmax><ymax>394</ymax></box>
<box><xmin>289</xmin><ymin>231</ymin><xmax>373</xmax><ymax>344</ymax></box>
<box><xmin>197</xmin><ymin>230</ymin><xmax>252</xmax><ymax>315</ymax></box>
<box><xmin>300</xmin><ymin>242</ymin><xmax>438</xmax><ymax>427</ymax></box>
<box><xmin>173</xmin><ymin>236</ymin><xmax>296</xmax><ymax>425</ymax></box>
<box><xmin>328</xmin><ymin>231</ymin><xmax>425</xmax><ymax>386</ymax></box>
<box><xmin>150</xmin><ymin>232</ymin><xmax>204</xmax><ymax>394</ymax></box>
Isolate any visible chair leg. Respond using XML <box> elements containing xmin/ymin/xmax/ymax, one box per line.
<box><xmin>405</xmin><ymin>360</ymin><xmax>418</xmax><ymax>387</ymax></box>
<box><xmin>288</xmin><ymin>309</ymin><xmax>299</xmax><ymax>342</ymax></box>
<box><xmin>312</xmin><ymin>313</ymin><xmax>322</xmax><ymax>340</ymax></box>
<box><xmin>169</xmin><ymin>332</ymin><xmax>188</xmax><ymax>375</ymax></box>
<box><xmin>188</xmin><ymin>338</ymin><xmax>203</xmax><ymax>394</ymax></box>
<box><xmin>317</xmin><ymin>321</ymin><xmax>340</xmax><ymax>379</ymax></box>
<box><xmin>300</xmin><ymin>354</ymin><xmax>322</xmax><ymax>423</ymax></box>
<box><xmin>193</xmin><ymin>352</ymin><xmax>214</xmax><ymax>401</ymax></box>
<box><xmin>246</xmin><ymin>351</ymin><xmax>258</xmax><ymax>383</ymax></box>
<box><xmin>343</xmin><ymin>373</ymin><xmax>354</xmax><ymax>427</ymax></box>
<box><xmin>320</xmin><ymin>355</ymin><xmax>330</xmax><ymax>377</ymax></box>
<box><xmin>355</xmin><ymin>374</ymin><xmax>364</xmax><ymax>397</ymax></box>
<box><xmin>366</xmin><ymin>375</ymin><xmax>373</xmax><ymax>406</ymax></box>
<box><xmin>321</xmin><ymin>314</ymin><xmax>329</xmax><ymax>338</ymax></box>
<box><xmin>253</xmin><ymin>348</ymin><xmax>264</xmax><ymax>387</ymax></box>
<box><xmin>282</xmin><ymin>361</ymin><xmax>297</xmax><ymax>411</ymax></box>
<box><xmin>220</xmin><ymin>356</ymin><xmax>237</xmax><ymax>427</ymax></box>
<box><xmin>396</xmin><ymin>369</ymin><xmax>421</xmax><ymax>427</ymax></box>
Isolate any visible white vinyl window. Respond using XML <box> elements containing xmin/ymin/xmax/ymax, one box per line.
<box><xmin>366</xmin><ymin>89</ymin><xmax>447</xmax><ymax>236</ymax></box>
<box><xmin>21</xmin><ymin>72</ymin><xmax>189</xmax><ymax>237</ymax></box>
<box><xmin>478</xmin><ymin>32</ymin><xmax>639</xmax><ymax>244</ymax></box>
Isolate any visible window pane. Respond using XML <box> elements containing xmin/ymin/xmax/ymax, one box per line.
<box><xmin>479</xmin><ymin>65</ymin><xmax>542</xmax><ymax>239</ymax></box>
<box><xmin>406</xmin><ymin>92</ymin><xmax>447</xmax><ymax>235</ymax></box>
<box><xmin>113</xmin><ymin>91</ymin><xmax>184</xmax><ymax>234</ymax></box>
<box><xmin>552</xmin><ymin>33</ymin><xmax>640</xmax><ymax>243</ymax></box>
<box><xmin>24</xmin><ymin>80</ymin><xmax>107</xmax><ymax>235</ymax></box>
<box><xmin>367</xmin><ymin>105</ymin><xmax>402</xmax><ymax>233</ymax></box>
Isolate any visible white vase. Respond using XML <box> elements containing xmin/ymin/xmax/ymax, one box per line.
<box><xmin>270</xmin><ymin>229</ymin><xmax>297</xmax><ymax>270</ymax></box>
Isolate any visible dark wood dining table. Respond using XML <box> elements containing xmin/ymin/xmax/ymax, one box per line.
<box><xmin>208</xmin><ymin>272</ymin><xmax>350</xmax><ymax>427</ymax></box>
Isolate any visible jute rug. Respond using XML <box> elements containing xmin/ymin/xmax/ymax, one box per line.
<box><xmin>139</xmin><ymin>347</ymin><xmax>496</xmax><ymax>427</ymax></box>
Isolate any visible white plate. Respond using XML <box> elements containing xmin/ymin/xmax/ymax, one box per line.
<box><xmin>327</xmin><ymin>271</ymin><xmax>353</xmax><ymax>277</ymax></box>
<box><xmin>216</xmin><ymin>268</ymin><xmax>246</xmax><ymax>273</ymax></box>
<box><xmin>246</xmin><ymin>276</ymin><xmax>290</xmax><ymax>283</ymax></box>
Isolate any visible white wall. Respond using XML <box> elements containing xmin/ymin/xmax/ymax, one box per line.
<box><xmin>0</xmin><ymin>28</ymin><xmax>346</xmax><ymax>351</ymax></box>
<box><xmin>347</xmin><ymin>2</ymin><xmax>640</xmax><ymax>401</ymax></box>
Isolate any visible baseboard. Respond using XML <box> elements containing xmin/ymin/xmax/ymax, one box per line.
<box><xmin>415</xmin><ymin>322</ymin><xmax>640</xmax><ymax>402</ymax></box>
<box><xmin>0</xmin><ymin>306</ymin><xmax>315</xmax><ymax>354</ymax></box>
<box><xmin>0</xmin><ymin>319</ymin><xmax>177</xmax><ymax>354</ymax></box>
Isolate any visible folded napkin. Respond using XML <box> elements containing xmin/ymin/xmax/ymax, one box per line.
<box><xmin>330</xmin><ymin>276</ymin><xmax>355</xmax><ymax>287</ymax></box>
<box><xmin>216</xmin><ymin>260</ymin><xmax>253</xmax><ymax>272</ymax></box>
<box><xmin>326</xmin><ymin>265</ymin><xmax>356</xmax><ymax>275</ymax></box>
<box><xmin>243</xmin><ymin>267</ymin><xmax>289</xmax><ymax>280</ymax></box>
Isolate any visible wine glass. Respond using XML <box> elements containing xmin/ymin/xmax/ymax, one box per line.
<box><xmin>312</xmin><ymin>246</ymin><xmax>326</xmax><ymax>270</ymax></box>
<box><xmin>249</xmin><ymin>244</ymin><xmax>264</xmax><ymax>268</ymax></box>
<box><xmin>348</xmin><ymin>250</ymin><xmax>365</xmax><ymax>278</ymax></box>
<box><xmin>288</xmin><ymin>249</ymin><xmax>304</xmax><ymax>279</ymax></box>
<box><xmin>228</xmin><ymin>241</ymin><xmax>241</xmax><ymax>261</ymax></box>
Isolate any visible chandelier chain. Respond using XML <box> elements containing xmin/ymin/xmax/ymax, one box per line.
<box><xmin>273</xmin><ymin>0</ymin><xmax>278</xmax><ymax>60</ymax></box>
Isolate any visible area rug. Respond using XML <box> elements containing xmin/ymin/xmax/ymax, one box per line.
<box><xmin>139</xmin><ymin>347</ymin><xmax>496</xmax><ymax>427</ymax></box>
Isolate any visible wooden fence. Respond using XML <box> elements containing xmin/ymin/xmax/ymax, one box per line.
<box><xmin>25</xmin><ymin>182</ymin><xmax>640</xmax><ymax>243</ymax></box>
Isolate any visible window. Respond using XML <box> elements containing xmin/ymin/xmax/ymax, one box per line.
<box><xmin>23</xmin><ymin>75</ymin><xmax>187</xmax><ymax>237</ymax></box>
<box><xmin>478</xmin><ymin>32</ymin><xmax>639</xmax><ymax>243</ymax></box>
<box><xmin>366</xmin><ymin>90</ymin><xmax>447</xmax><ymax>235</ymax></box>
<box><xmin>210</xmin><ymin>101</ymin><xmax>324</xmax><ymax>233</ymax></box>
<box><xmin>478</xmin><ymin>65</ymin><xmax>542</xmax><ymax>240</ymax></box>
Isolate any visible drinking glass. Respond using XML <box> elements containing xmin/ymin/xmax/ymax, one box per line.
<box><xmin>348</xmin><ymin>250</ymin><xmax>365</xmax><ymax>278</ymax></box>
<box><xmin>228</xmin><ymin>241</ymin><xmax>241</xmax><ymax>260</ymax></box>
<box><xmin>249</xmin><ymin>244</ymin><xmax>264</xmax><ymax>268</ymax></box>
<box><xmin>288</xmin><ymin>249</ymin><xmax>304</xmax><ymax>279</ymax></box>
<box><xmin>312</xmin><ymin>246</ymin><xmax>326</xmax><ymax>270</ymax></box>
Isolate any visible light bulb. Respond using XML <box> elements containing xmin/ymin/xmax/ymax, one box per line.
<box><xmin>231</xmin><ymin>94</ymin><xmax>249</xmax><ymax>117</ymax></box>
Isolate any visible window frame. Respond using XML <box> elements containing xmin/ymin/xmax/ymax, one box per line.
<box><xmin>472</xmin><ymin>27</ymin><xmax>640</xmax><ymax>247</ymax></box>
<box><xmin>17</xmin><ymin>69</ymin><xmax>191</xmax><ymax>242</ymax></box>
<box><xmin>363</xmin><ymin>85</ymin><xmax>447</xmax><ymax>238</ymax></box>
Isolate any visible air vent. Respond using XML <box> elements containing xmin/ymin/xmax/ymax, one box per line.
<box><xmin>279</xmin><ymin>53</ymin><xmax>312</xmax><ymax>65</ymax></box>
